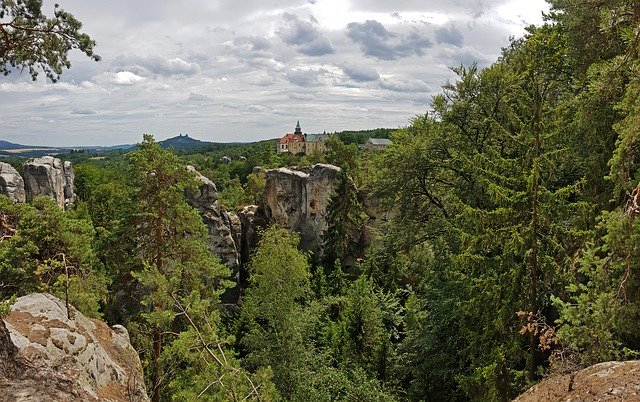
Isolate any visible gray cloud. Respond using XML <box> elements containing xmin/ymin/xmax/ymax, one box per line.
<box><xmin>115</xmin><ymin>54</ymin><xmax>201</xmax><ymax>77</ymax></box>
<box><xmin>278</xmin><ymin>13</ymin><xmax>336</xmax><ymax>56</ymax></box>
<box><xmin>379</xmin><ymin>77</ymin><xmax>430</xmax><ymax>93</ymax></box>
<box><xmin>288</xmin><ymin>92</ymin><xmax>316</xmax><ymax>100</ymax></box>
<box><xmin>346</xmin><ymin>20</ymin><xmax>433</xmax><ymax>60</ymax></box>
<box><xmin>438</xmin><ymin>46</ymin><xmax>491</xmax><ymax>68</ymax></box>
<box><xmin>246</xmin><ymin>104</ymin><xmax>271</xmax><ymax>113</ymax></box>
<box><xmin>341</xmin><ymin>63</ymin><xmax>380</xmax><ymax>82</ymax></box>
<box><xmin>188</xmin><ymin>92</ymin><xmax>210</xmax><ymax>101</ymax></box>
<box><xmin>347</xmin><ymin>0</ymin><xmax>502</xmax><ymax>18</ymax></box>
<box><xmin>71</xmin><ymin>108</ymin><xmax>98</xmax><ymax>115</ymax></box>
<box><xmin>284</xmin><ymin>67</ymin><xmax>330</xmax><ymax>87</ymax></box>
<box><xmin>435</xmin><ymin>25</ymin><xmax>464</xmax><ymax>47</ymax></box>
<box><xmin>228</xmin><ymin>36</ymin><xmax>273</xmax><ymax>59</ymax></box>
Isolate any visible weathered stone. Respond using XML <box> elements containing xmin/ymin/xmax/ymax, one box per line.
<box><xmin>185</xmin><ymin>166</ymin><xmax>240</xmax><ymax>293</ymax></box>
<box><xmin>2</xmin><ymin>293</ymin><xmax>148</xmax><ymax>401</ymax></box>
<box><xmin>515</xmin><ymin>360</ymin><xmax>640</xmax><ymax>402</ymax></box>
<box><xmin>0</xmin><ymin>162</ymin><xmax>25</xmax><ymax>203</ymax></box>
<box><xmin>238</xmin><ymin>205</ymin><xmax>260</xmax><ymax>286</ymax></box>
<box><xmin>23</xmin><ymin>156</ymin><xmax>75</xmax><ymax>208</ymax></box>
<box><xmin>260</xmin><ymin>164</ymin><xmax>341</xmax><ymax>256</ymax></box>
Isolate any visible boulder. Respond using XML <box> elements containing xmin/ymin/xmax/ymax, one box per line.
<box><xmin>1</xmin><ymin>293</ymin><xmax>148</xmax><ymax>401</ymax></box>
<box><xmin>0</xmin><ymin>162</ymin><xmax>25</xmax><ymax>203</ymax></box>
<box><xmin>260</xmin><ymin>164</ymin><xmax>341</xmax><ymax>256</ymax></box>
<box><xmin>515</xmin><ymin>360</ymin><xmax>640</xmax><ymax>401</ymax></box>
<box><xmin>23</xmin><ymin>156</ymin><xmax>75</xmax><ymax>208</ymax></box>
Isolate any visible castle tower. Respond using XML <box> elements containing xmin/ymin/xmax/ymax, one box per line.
<box><xmin>295</xmin><ymin>120</ymin><xmax>302</xmax><ymax>135</ymax></box>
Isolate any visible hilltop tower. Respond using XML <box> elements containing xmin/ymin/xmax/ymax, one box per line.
<box><xmin>295</xmin><ymin>120</ymin><xmax>302</xmax><ymax>135</ymax></box>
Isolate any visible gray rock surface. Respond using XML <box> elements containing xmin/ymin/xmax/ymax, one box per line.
<box><xmin>0</xmin><ymin>162</ymin><xmax>25</xmax><ymax>203</ymax></box>
<box><xmin>1</xmin><ymin>293</ymin><xmax>148</xmax><ymax>401</ymax></box>
<box><xmin>238</xmin><ymin>205</ymin><xmax>260</xmax><ymax>285</ymax></box>
<box><xmin>261</xmin><ymin>164</ymin><xmax>341</xmax><ymax>255</ymax></box>
<box><xmin>186</xmin><ymin>166</ymin><xmax>240</xmax><ymax>275</ymax></box>
<box><xmin>23</xmin><ymin>156</ymin><xmax>75</xmax><ymax>208</ymax></box>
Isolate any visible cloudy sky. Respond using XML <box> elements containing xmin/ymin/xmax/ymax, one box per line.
<box><xmin>1</xmin><ymin>0</ymin><xmax>550</xmax><ymax>146</ymax></box>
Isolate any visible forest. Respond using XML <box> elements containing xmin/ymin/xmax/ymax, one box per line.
<box><xmin>3</xmin><ymin>0</ymin><xmax>640</xmax><ymax>401</ymax></box>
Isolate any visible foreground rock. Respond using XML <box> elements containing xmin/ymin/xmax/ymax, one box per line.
<box><xmin>1</xmin><ymin>293</ymin><xmax>148</xmax><ymax>401</ymax></box>
<box><xmin>515</xmin><ymin>361</ymin><xmax>640</xmax><ymax>401</ymax></box>
<box><xmin>23</xmin><ymin>156</ymin><xmax>75</xmax><ymax>208</ymax></box>
<box><xmin>261</xmin><ymin>164</ymin><xmax>341</xmax><ymax>256</ymax></box>
<box><xmin>0</xmin><ymin>162</ymin><xmax>25</xmax><ymax>203</ymax></box>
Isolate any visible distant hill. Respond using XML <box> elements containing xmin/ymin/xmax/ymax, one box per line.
<box><xmin>159</xmin><ymin>134</ymin><xmax>209</xmax><ymax>151</ymax></box>
<box><xmin>0</xmin><ymin>140</ymin><xmax>51</xmax><ymax>150</ymax></box>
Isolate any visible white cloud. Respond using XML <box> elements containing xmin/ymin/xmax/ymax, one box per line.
<box><xmin>93</xmin><ymin>71</ymin><xmax>147</xmax><ymax>86</ymax></box>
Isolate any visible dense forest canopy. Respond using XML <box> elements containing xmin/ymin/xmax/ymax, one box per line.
<box><xmin>4</xmin><ymin>0</ymin><xmax>640</xmax><ymax>400</ymax></box>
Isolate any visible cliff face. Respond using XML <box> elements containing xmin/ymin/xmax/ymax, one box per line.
<box><xmin>22</xmin><ymin>156</ymin><xmax>75</xmax><ymax>208</ymax></box>
<box><xmin>186</xmin><ymin>166</ymin><xmax>240</xmax><ymax>272</ymax></box>
<box><xmin>260</xmin><ymin>164</ymin><xmax>342</xmax><ymax>257</ymax></box>
<box><xmin>1</xmin><ymin>293</ymin><xmax>149</xmax><ymax>401</ymax></box>
<box><xmin>0</xmin><ymin>162</ymin><xmax>25</xmax><ymax>203</ymax></box>
<box><xmin>185</xmin><ymin>166</ymin><xmax>244</xmax><ymax>301</ymax></box>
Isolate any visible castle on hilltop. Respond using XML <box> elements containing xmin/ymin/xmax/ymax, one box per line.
<box><xmin>277</xmin><ymin>121</ymin><xmax>330</xmax><ymax>155</ymax></box>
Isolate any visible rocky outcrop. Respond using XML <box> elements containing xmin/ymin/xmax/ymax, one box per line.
<box><xmin>238</xmin><ymin>205</ymin><xmax>260</xmax><ymax>285</ymax></box>
<box><xmin>1</xmin><ymin>293</ymin><xmax>148</xmax><ymax>401</ymax></box>
<box><xmin>186</xmin><ymin>166</ymin><xmax>240</xmax><ymax>287</ymax></box>
<box><xmin>260</xmin><ymin>164</ymin><xmax>341</xmax><ymax>256</ymax></box>
<box><xmin>23</xmin><ymin>156</ymin><xmax>75</xmax><ymax>208</ymax></box>
<box><xmin>515</xmin><ymin>361</ymin><xmax>640</xmax><ymax>401</ymax></box>
<box><xmin>0</xmin><ymin>162</ymin><xmax>25</xmax><ymax>203</ymax></box>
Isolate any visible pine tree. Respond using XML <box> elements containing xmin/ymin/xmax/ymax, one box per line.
<box><xmin>129</xmin><ymin>134</ymin><xmax>232</xmax><ymax>401</ymax></box>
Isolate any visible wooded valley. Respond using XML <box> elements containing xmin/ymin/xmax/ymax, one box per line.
<box><xmin>3</xmin><ymin>1</ymin><xmax>640</xmax><ymax>400</ymax></box>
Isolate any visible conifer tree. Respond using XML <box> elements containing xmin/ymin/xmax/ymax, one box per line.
<box><xmin>129</xmin><ymin>134</ymin><xmax>232</xmax><ymax>401</ymax></box>
<box><xmin>239</xmin><ymin>226</ymin><xmax>311</xmax><ymax>399</ymax></box>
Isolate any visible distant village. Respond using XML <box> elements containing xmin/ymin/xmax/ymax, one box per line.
<box><xmin>277</xmin><ymin>121</ymin><xmax>392</xmax><ymax>154</ymax></box>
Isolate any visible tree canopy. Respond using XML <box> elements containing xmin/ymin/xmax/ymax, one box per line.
<box><xmin>0</xmin><ymin>0</ymin><xmax>100</xmax><ymax>81</ymax></box>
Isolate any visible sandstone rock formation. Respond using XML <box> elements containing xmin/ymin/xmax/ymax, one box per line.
<box><xmin>261</xmin><ymin>164</ymin><xmax>341</xmax><ymax>255</ymax></box>
<box><xmin>238</xmin><ymin>204</ymin><xmax>260</xmax><ymax>286</ymax></box>
<box><xmin>186</xmin><ymin>166</ymin><xmax>240</xmax><ymax>279</ymax></box>
<box><xmin>515</xmin><ymin>360</ymin><xmax>640</xmax><ymax>401</ymax></box>
<box><xmin>1</xmin><ymin>293</ymin><xmax>148</xmax><ymax>401</ymax></box>
<box><xmin>0</xmin><ymin>162</ymin><xmax>25</xmax><ymax>203</ymax></box>
<box><xmin>23</xmin><ymin>156</ymin><xmax>75</xmax><ymax>208</ymax></box>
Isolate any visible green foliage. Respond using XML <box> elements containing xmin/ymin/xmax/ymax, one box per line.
<box><xmin>325</xmin><ymin>136</ymin><xmax>359</xmax><ymax>177</ymax></box>
<box><xmin>244</xmin><ymin>170</ymin><xmax>266</xmax><ymax>205</ymax></box>
<box><xmin>0</xmin><ymin>0</ymin><xmax>100</xmax><ymax>82</ymax></box>
<box><xmin>240</xmin><ymin>226</ymin><xmax>311</xmax><ymax>399</ymax></box>
<box><xmin>128</xmin><ymin>134</ymin><xmax>232</xmax><ymax>401</ymax></box>
<box><xmin>554</xmin><ymin>210</ymin><xmax>640</xmax><ymax>368</ymax></box>
<box><xmin>323</xmin><ymin>171</ymin><xmax>366</xmax><ymax>269</ymax></box>
<box><xmin>0</xmin><ymin>295</ymin><xmax>15</xmax><ymax>317</ymax></box>
<box><xmin>331</xmin><ymin>276</ymin><xmax>387</xmax><ymax>376</ymax></box>
<box><xmin>0</xmin><ymin>195</ymin><xmax>108</xmax><ymax>318</ymax></box>
<box><xmin>7</xmin><ymin>3</ymin><xmax>640</xmax><ymax>400</ymax></box>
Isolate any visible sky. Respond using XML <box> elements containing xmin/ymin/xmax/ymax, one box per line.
<box><xmin>0</xmin><ymin>0</ymin><xmax>550</xmax><ymax>147</ymax></box>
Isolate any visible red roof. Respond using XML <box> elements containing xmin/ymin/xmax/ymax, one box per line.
<box><xmin>278</xmin><ymin>133</ymin><xmax>305</xmax><ymax>144</ymax></box>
